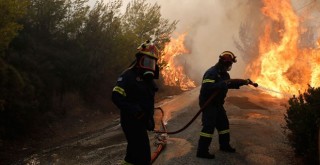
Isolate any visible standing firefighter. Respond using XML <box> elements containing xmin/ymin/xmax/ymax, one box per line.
<box><xmin>196</xmin><ymin>51</ymin><xmax>252</xmax><ymax>159</ymax></box>
<box><xmin>112</xmin><ymin>40</ymin><xmax>159</xmax><ymax>165</ymax></box>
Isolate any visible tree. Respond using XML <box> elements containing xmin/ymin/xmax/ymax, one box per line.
<box><xmin>59</xmin><ymin>0</ymin><xmax>90</xmax><ymax>41</ymax></box>
<box><xmin>0</xmin><ymin>0</ymin><xmax>28</xmax><ymax>53</ymax></box>
<box><xmin>285</xmin><ymin>86</ymin><xmax>320</xmax><ymax>164</ymax></box>
<box><xmin>120</xmin><ymin>0</ymin><xmax>178</xmax><ymax>67</ymax></box>
<box><xmin>25</xmin><ymin>0</ymin><xmax>67</xmax><ymax>39</ymax></box>
<box><xmin>0</xmin><ymin>0</ymin><xmax>178</xmax><ymax>140</ymax></box>
<box><xmin>72</xmin><ymin>0</ymin><xmax>123</xmax><ymax>103</ymax></box>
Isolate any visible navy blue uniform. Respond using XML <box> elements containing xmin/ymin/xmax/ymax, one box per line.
<box><xmin>112</xmin><ymin>68</ymin><xmax>157</xmax><ymax>165</ymax></box>
<box><xmin>198</xmin><ymin>64</ymin><xmax>242</xmax><ymax>154</ymax></box>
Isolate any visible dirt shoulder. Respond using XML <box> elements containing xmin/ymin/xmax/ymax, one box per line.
<box><xmin>1</xmin><ymin>107</ymin><xmax>119</xmax><ymax>165</ymax></box>
<box><xmin>4</xmin><ymin>87</ymin><xmax>298</xmax><ymax>165</ymax></box>
<box><xmin>1</xmin><ymin>86</ymin><xmax>182</xmax><ymax>165</ymax></box>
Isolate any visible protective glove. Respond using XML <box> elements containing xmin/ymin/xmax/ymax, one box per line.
<box><xmin>146</xmin><ymin>118</ymin><xmax>155</xmax><ymax>131</ymax></box>
<box><xmin>246</xmin><ymin>79</ymin><xmax>258</xmax><ymax>87</ymax></box>
<box><xmin>237</xmin><ymin>79</ymin><xmax>251</xmax><ymax>86</ymax></box>
<box><xmin>239</xmin><ymin>79</ymin><xmax>259</xmax><ymax>87</ymax></box>
<box><xmin>245</xmin><ymin>79</ymin><xmax>252</xmax><ymax>85</ymax></box>
<box><xmin>226</xmin><ymin>79</ymin><xmax>249</xmax><ymax>89</ymax></box>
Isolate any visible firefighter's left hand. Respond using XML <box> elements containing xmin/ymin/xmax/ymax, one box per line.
<box><xmin>147</xmin><ymin>118</ymin><xmax>155</xmax><ymax>131</ymax></box>
<box><xmin>247</xmin><ymin>79</ymin><xmax>258</xmax><ymax>87</ymax></box>
<box><xmin>245</xmin><ymin>79</ymin><xmax>253</xmax><ymax>85</ymax></box>
<box><xmin>238</xmin><ymin>79</ymin><xmax>252</xmax><ymax>86</ymax></box>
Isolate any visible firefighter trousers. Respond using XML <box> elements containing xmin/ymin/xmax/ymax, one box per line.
<box><xmin>121</xmin><ymin>118</ymin><xmax>151</xmax><ymax>165</ymax></box>
<box><xmin>197</xmin><ymin>104</ymin><xmax>230</xmax><ymax>153</ymax></box>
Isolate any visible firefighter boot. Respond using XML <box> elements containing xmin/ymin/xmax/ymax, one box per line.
<box><xmin>196</xmin><ymin>136</ymin><xmax>215</xmax><ymax>159</ymax></box>
<box><xmin>219</xmin><ymin>133</ymin><xmax>236</xmax><ymax>153</ymax></box>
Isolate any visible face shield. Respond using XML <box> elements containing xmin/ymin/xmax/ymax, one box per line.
<box><xmin>139</xmin><ymin>55</ymin><xmax>157</xmax><ymax>71</ymax></box>
<box><xmin>135</xmin><ymin>40</ymin><xmax>159</xmax><ymax>80</ymax></box>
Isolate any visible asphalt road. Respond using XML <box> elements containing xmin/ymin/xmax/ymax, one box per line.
<box><xmin>18</xmin><ymin>86</ymin><xmax>296</xmax><ymax>165</ymax></box>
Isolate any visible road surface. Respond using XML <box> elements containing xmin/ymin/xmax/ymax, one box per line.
<box><xmin>18</xmin><ymin>86</ymin><xmax>296</xmax><ymax>165</ymax></box>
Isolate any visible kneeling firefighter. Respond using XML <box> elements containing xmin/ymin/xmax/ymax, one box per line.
<box><xmin>197</xmin><ymin>51</ymin><xmax>253</xmax><ymax>159</ymax></box>
<box><xmin>112</xmin><ymin>40</ymin><xmax>159</xmax><ymax>165</ymax></box>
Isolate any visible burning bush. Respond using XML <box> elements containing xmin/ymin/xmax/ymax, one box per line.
<box><xmin>284</xmin><ymin>86</ymin><xmax>320</xmax><ymax>164</ymax></box>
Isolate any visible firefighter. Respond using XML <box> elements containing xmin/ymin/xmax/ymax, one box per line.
<box><xmin>196</xmin><ymin>51</ymin><xmax>251</xmax><ymax>159</ymax></box>
<box><xmin>112</xmin><ymin>40</ymin><xmax>159</xmax><ymax>165</ymax></box>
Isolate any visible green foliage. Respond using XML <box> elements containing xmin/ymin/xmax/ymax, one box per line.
<box><xmin>285</xmin><ymin>86</ymin><xmax>320</xmax><ymax>164</ymax></box>
<box><xmin>59</xmin><ymin>0</ymin><xmax>90</xmax><ymax>40</ymax></box>
<box><xmin>26</xmin><ymin>0</ymin><xmax>67</xmax><ymax>38</ymax></box>
<box><xmin>0</xmin><ymin>0</ymin><xmax>28</xmax><ymax>52</ymax></box>
<box><xmin>0</xmin><ymin>0</ymin><xmax>177</xmax><ymax>139</ymax></box>
<box><xmin>122</xmin><ymin>0</ymin><xmax>177</xmax><ymax>51</ymax></box>
<box><xmin>0</xmin><ymin>58</ymin><xmax>45</xmax><ymax>138</ymax></box>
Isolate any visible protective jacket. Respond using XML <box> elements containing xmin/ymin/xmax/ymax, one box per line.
<box><xmin>199</xmin><ymin>64</ymin><xmax>242</xmax><ymax>107</ymax></box>
<box><xmin>197</xmin><ymin>63</ymin><xmax>245</xmax><ymax>155</ymax></box>
<box><xmin>112</xmin><ymin>68</ymin><xmax>157</xmax><ymax>128</ymax></box>
<box><xmin>112</xmin><ymin>67</ymin><xmax>158</xmax><ymax>165</ymax></box>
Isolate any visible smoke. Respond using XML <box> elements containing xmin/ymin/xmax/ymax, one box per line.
<box><xmin>97</xmin><ymin>0</ymin><xmax>264</xmax><ymax>81</ymax></box>
<box><xmin>96</xmin><ymin>0</ymin><xmax>320</xmax><ymax>84</ymax></box>
<box><xmin>144</xmin><ymin>0</ymin><xmax>263</xmax><ymax>82</ymax></box>
<box><xmin>152</xmin><ymin>0</ymin><xmax>320</xmax><ymax>83</ymax></box>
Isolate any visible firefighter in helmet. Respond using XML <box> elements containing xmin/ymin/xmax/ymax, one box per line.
<box><xmin>196</xmin><ymin>51</ymin><xmax>252</xmax><ymax>159</ymax></box>
<box><xmin>112</xmin><ymin>40</ymin><xmax>159</xmax><ymax>165</ymax></box>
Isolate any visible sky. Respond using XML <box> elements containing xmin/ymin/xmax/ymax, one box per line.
<box><xmin>89</xmin><ymin>0</ymin><xmax>319</xmax><ymax>82</ymax></box>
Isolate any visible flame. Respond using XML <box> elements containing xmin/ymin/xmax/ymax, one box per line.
<box><xmin>246</xmin><ymin>0</ymin><xmax>320</xmax><ymax>97</ymax></box>
<box><xmin>160</xmin><ymin>33</ymin><xmax>196</xmax><ymax>90</ymax></box>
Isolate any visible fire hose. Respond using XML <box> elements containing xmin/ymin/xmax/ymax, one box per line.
<box><xmin>150</xmin><ymin>79</ymin><xmax>258</xmax><ymax>164</ymax></box>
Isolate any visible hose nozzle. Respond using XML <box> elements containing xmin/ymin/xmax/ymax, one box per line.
<box><xmin>248</xmin><ymin>79</ymin><xmax>258</xmax><ymax>87</ymax></box>
<box><xmin>251</xmin><ymin>82</ymin><xmax>258</xmax><ymax>87</ymax></box>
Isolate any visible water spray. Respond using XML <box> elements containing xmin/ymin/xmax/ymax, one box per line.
<box><xmin>255</xmin><ymin>84</ymin><xmax>293</xmax><ymax>98</ymax></box>
<box><xmin>150</xmin><ymin>79</ymin><xmax>293</xmax><ymax>163</ymax></box>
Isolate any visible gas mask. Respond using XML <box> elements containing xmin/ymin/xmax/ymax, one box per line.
<box><xmin>135</xmin><ymin>53</ymin><xmax>159</xmax><ymax>80</ymax></box>
<box><xmin>139</xmin><ymin>55</ymin><xmax>157</xmax><ymax>72</ymax></box>
<box><xmin>218</xmin><ymin>51</ymin><xmax>237</xmax><ymax>72</ymax></box>
<box><xmin>135</xmin><ymin>40</ymin><xmax>160</xmax><ymax>80</ymax></box>
<box><xmin>225</xmin><ymin>62</ymin><xmax>233</xmax><ymax>71</ymax></box>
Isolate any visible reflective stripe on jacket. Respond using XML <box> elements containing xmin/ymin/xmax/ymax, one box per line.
<box><xmin>199</xmin><ymin>64</ymin><xmax>230</xmax><ymax>107</ymax></box>
<box><xmin>112</xmin><ymin>68</ymin><xmax>157</xmax><ymax>123</ymax></box>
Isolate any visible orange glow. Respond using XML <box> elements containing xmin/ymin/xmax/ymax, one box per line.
<box><xmin>247</xmin><ymin>113</ymin><xmax>269</xmax><ymax>119</ymax></box>
<box><xmin>246</xmin><ymin>0</ymin><xmax>320</xmax><ymax>97</ymax></box>
<box><xmin>160</xmin><ymin>33</ymin><xmax>196</xmax><ymax>91</ymax></box>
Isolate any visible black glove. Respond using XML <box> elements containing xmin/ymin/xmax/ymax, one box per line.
<box><xmin>245</xmin><ymin>79</ymin><xmax>252</xmax><ymax>85</ymax></box>
<box><xmin>226</xmin><ymin>79</ymin><xmax>249</xmax><ymax>89</ymax></box>
<box><xmin>237</xmin><ymin>79</ymin><xmax>250</xmax><ymax>88</ymax></box>
<box><xmin>245</xmin><ymin>79</ymin><xmax>258</xmax><ymax>87</ymax></box>
<box><xmin>146</xmin><ymin>118</ymin><xmax>155</xmax><ymax>131</ymax></box>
